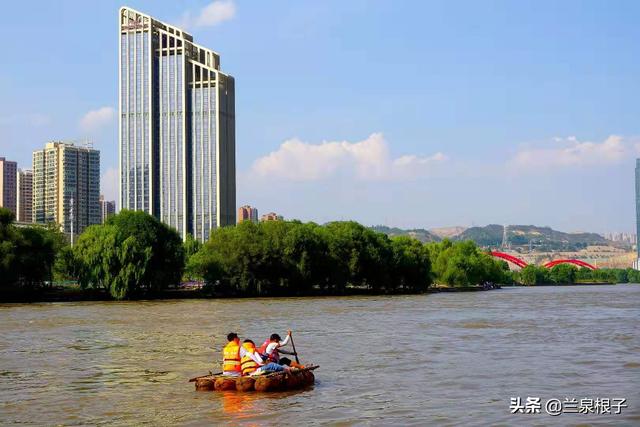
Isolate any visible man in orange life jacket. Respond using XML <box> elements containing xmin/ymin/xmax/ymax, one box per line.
<box><xmin>222</xmin><ymin>332</ymin><xmax>242</xmax><ymax>376</ymax></box>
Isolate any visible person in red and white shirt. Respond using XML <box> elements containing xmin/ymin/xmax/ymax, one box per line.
<box><xmin>259</xmin><ymin>331</ymin><xmax>297</xmax><ymax>364</ymax></box>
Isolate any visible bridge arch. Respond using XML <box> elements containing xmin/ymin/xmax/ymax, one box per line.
<box><xmin>489</xmin><ymin>251</ymin><xmax>528</xmax><ymax>269</ymax></box>
<box><xmin>543</xmin><ymin>259</ymin><xmax>597</xmax><ymax>270</ymax></box>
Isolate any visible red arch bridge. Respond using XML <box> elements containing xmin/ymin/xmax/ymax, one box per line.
<box><xmin>489</xmin><ymin>251</ymin><xmax>597</xmax><ymax>270</ymax></box>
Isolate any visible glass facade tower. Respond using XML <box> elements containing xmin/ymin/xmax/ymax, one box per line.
<box><xmin>119</xmin><ymin>7</ymin><xmax>236</xmax><ymax>241</ymax></box>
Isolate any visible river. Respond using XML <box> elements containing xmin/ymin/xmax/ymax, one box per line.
<box><xmin>1</xmin><ymin>285</ymin><xmax>639</xmax><ymax>426</ymax></box>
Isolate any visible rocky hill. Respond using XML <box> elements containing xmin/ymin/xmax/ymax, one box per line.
<box><xmin>371</xmin><ymin>226</ymin><xmax>440</xmax><ymax>243</ymax></box>
<box><xmin>373</xmin><ymin>224</ymin><xmax>609</xmax><ymax>251</ymax></box>
<box><xmin>429</xmin><ymin>226</ymin><xmax>466</xmax><ymax>239</ymax></box>
<box><xmin>455</xmin><ymin>224</ymin><xmax>607</xmax><ymax>250</ymax></box>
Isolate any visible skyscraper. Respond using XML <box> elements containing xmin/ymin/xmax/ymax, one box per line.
<box><xmin>119</xmin><ymin>7</ymin><xmax>236</xmax><ymax>242</ymax></box>
<box><xmin>0</xmin><ymin>157</ymin><xmax>17</xmax><ymax>216</ymax></box>
<box><xmin>636</xmin><ymin>159</ymin><xmax>640</xmax><ymax>264</ymax></box>
<box><xmin>16</xmin><ymin>169</ymin><xmax>33</xmax><ymax>223</ymax></box>
<box><xmin>33</xmin><ymin>142</ymin><xmax>100</xmax><ymax>235</ymax></box>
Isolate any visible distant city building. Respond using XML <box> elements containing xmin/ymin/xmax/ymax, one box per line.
<box><xmin>99</xmin><ymin>195</ymin><xmax>116</xmax><ymax>223</ymax></box>
<box><xmin>33</xmin><ymin>142</ymin><xmax>100</xmax><ymax>235</ymax></box>
<box><xmin>0</xmin><ymin>157</ymin><xmax>17</xmax><ymax>216</ymax></box>
<box><xmin>636</xmin><ymin>159</ymin><xmax>640</xmax><ymax>268</ymax></box>
<box><xmin>119</xmin><ymin>7</ymin><xmax>236</xmax><ymax>242</ymax></box>
<box><xmin>237</xmin><ymin>205</ymin><xmax>258</xmax><ymax>223</ymax></box>
<box><xmin>260</xmin><ymin>212</ymin><xmax>283</xmax><ymax>222</ymax></box>
<box><xmin>16</xmin><ymin>169</ymin><xmax>33</xmax><ymax>223</ymax></box>
<box><xmin>604</xmin><ymin>232</ymin><xmax>636</xmax><ymax>245</ymax></box>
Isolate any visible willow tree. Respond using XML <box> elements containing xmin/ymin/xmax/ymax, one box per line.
<box><xmin>73</xmin><ymin>210</ymin><xmax>184</xmax><ymax>299</ymax></box>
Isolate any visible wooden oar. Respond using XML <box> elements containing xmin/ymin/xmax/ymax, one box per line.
<box><xmin>189</xmin><ymin>371</ymin><xmax>221</xmax><ymax>382</ymax></box>
<box><xmin>289</xmin><ymin>331</ymin><xmax>300</xmax><ymax>364</ymax></box>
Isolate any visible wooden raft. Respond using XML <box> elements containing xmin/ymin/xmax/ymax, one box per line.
<box><xmin>190</xmin><ymin>365</ymin><xmax>318</xmax><ymax>392</ymax></box>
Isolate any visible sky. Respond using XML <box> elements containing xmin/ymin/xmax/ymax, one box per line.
<box><xmin>0</xmin><ymin>0</ymin><xmax>638</xmax><ymax>233</ymax></box>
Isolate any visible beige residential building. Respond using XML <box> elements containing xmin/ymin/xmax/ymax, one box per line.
<box><xmin>0</xmin><ymin>157</ymin><xmax>17</xmax><ymax>216</ymax></box>
<box><xmin>17</xmin><ymin>169</ymin><xmax>33</xmax><ymax>223</ymax></box>
<box><xmin>260</xmin><ymin>212</ymin><xmax>283</xmax><ymax>222</ymax></box>
<box><xmin>33</xmin><ymin>142</ymin><xmax>100</xmax><ymax>235</ymax></box>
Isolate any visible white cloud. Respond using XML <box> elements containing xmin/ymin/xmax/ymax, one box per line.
<box><xmin>251</xmin><ymin>133</ymin><xmax>446</xmax><ymax>181</ymax></box>
<box><xmin>79</xmin><ymin>106</ymin><xmax>115</xmax><ymax>132</ymax></box>
<box><xmin>509</xmin><ymin>135</ymin><xmax>635</xmax><ymax>171</ymax></box>
<box><xmin>180</xmin><ymin>0</ymin><xmax>236</xmax><ymax>29</ymax></box>
<box><xmin>101</xmin><ymin>167</ymin><xmax>118</xmax><ymax>207</ymax></box>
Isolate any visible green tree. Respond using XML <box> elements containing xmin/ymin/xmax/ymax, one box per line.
<box><xmin>517</xmin><ymin>265</ymin><xmax>551</xmax><ymax>285</ymax></box>
<box><xmin>0</xmin><ymin>208</ymin><xmax>62</xmax><ymax>292</ymax></box>
<box><xmin>0</xmin><ymin>208</ymin><xmax>20</xmax><ymax>289</ymax></box>
<box><xmin>390</xmin><ymin>236</ymin><xmax>432</xmax><ymax>291</ymax></box>
<box><xmin>183</xmin><ymin>233</ymin><xmax>203</xmax><ymax>280</ymax></box>
<box><xmin>626</xmin><ymin>268</ymin><xmax>640</xmax><ymax>283</ymax></box>
<box><xmin>549</xmin><ymin>264</ymin><xmax>577</xmax><ymax>284</ymax></box>
<box><xmin>184</xmin><ymin>233</ymin><xmax>202</xmax><ymax>259</ymax></box>
<box><xmin>190</xmin><ymin>220</ymin><xmax>433</xmax><ymax>296</ymax></box>
<box><xmin>323</xmin><ymin>221</ymin><xmax>393</xmax><ymax>291</ymax></box>
<box><xmin>73</xmin><ymin>210</ymin><xmax>184</xmax><ymax>299</ymax></box>
<box><xmin>14</xmin><ymin>226</ymin><xmax>57</xmax><ymax>288</ymax></box>
<box><xmin>428</xmin><ymin>239</ymin><xmax>506</xmax><ymax>287</ymax></box>
<box><xmin>283</xmin><ymin>221</ymin><xmax>332</xmax><ymax>294</ymax></box>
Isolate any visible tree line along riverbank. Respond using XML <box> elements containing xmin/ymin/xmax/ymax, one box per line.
<box><xmin>0</xmin><ymin>208</ymin><xmax>637</xmax><ymax>302</ymax></box>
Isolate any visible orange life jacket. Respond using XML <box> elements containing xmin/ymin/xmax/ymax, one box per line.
<box><xmin>222</xmin><ymin>341</ymin><xmax>241</xmax><ymax>372</ymax></box>
<box><xmin>240</xmin><ymin>342</ymin><xmax>260</xmax><ymax>376</ymax></box>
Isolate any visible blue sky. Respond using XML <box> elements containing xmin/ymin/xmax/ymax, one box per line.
<box><xmin>0</xmin><ymin>0</ymin><xmax>638</xmax><ymax>233</ymax></box>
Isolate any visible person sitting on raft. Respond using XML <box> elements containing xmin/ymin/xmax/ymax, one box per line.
<box><xmin>222</xmin><ymin>332</ymin><xmax>242</xmax><ymax>376</ymax></box>
<box><xmin>259</xmin><ymin>331</ymin><xmax>297</xmax><ymax>364</ymax></box>
<box><xmin>240</xmin><ymin>339</ymin><xmax>289</xmax><ymax>376</ymax></box>
<box><xmin>259</xmin><ymin>331</ymin><xmax>306</xmax><ymax>369</ymax></box>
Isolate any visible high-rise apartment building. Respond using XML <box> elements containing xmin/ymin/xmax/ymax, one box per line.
<box><xmin>33</xmin><ymin>142</ymin><xmax>100</xmax><ymax>235</ymax></box>
<box><xmin>100</xmin><ymin>195</ymin><xmax>116</xmax><ymax>223</ymax></box>
<box><xmin>0</xmin><ymin>157</ymin><xmax>17</xmax><ymax>216</ymax></box>
<box><xmin>119</xmin><ymin>7</ymin><xmax>236</xmax><ymax>242</ymax></box>
<box><xmin>237</xmin><ymin>205</ymin><xmax>258</xmax><ymax>223</ymax></box>
<box><xmin>16</xmin><ymin>169</ymin><xmax>33</xmax><ymax>223</ymax></box>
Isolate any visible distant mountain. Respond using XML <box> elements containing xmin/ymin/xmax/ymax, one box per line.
<box><xmin>373</xmin><ymin>223</ymin><xmax>609</xmax><ymax>250</ymax></box>
<box><xmin>454</xmin><ymin>224</ymin><xmax>607</xmax><ymax>250</ymax></box>
<box><xmin>371</xmin><ymin>226</ymin><xmax>440</xmax><ymax>243</ymax></box>
<box><xmin>429</xmin><ymin>226</ymin><xmax>466</xmax><ymax>239</ymax></box>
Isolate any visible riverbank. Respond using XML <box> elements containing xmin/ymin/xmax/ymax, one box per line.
<box><xmin>5</xmin><ymin>281</ymin><xmax>634</xmax><ymax>303</ymax></box>
<box><xmin>1</xmin><ymin>282</ymin><xmax>504</xmax><ymax>303</ymax></box>
<box><xmin>506</xmin><ymin>281</ymin><xmax>621</xmax><ymax>287</ymax></box>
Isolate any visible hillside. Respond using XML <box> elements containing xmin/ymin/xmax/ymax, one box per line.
<box><xmin>429</xmin><ymin>226</ymin><xmax>466</xmax><ymax>239</ymax></box>
<box><xmin>373</xmin><ymin>223</ymin><xmax>610</xmax><ymax>251</ymax></box>
<box><xmin>455</xmin><ymin>224</ymin><xmax>607</xmax><ymax>250</ymax></box>
<box><xmin>371</xmin><ymin>226</ymin><xmax>440</xmax><ymax>243</ymax></box>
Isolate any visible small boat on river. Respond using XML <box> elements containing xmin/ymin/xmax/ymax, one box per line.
<box><xmin>190</xmin><ymin>365</ymin><xmax>318</xmax><ymax>392</ymax></box>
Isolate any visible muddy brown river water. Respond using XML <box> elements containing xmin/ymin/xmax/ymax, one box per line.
<box><xmin>1</xmin><ymin>285</ymin><xmax>639</xmax><ymax>426</ymax></box>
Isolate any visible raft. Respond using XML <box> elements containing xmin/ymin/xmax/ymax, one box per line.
<box><xmin>190</xmin><ymin>365</ymin><xmax>318</xmax><ymax>392</ymax></box>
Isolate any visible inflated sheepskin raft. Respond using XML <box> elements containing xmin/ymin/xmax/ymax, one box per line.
<box><xmin>190</xmin><ymin>366</ymin><xmax>318</xmax><ymax>392</ymax></box>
